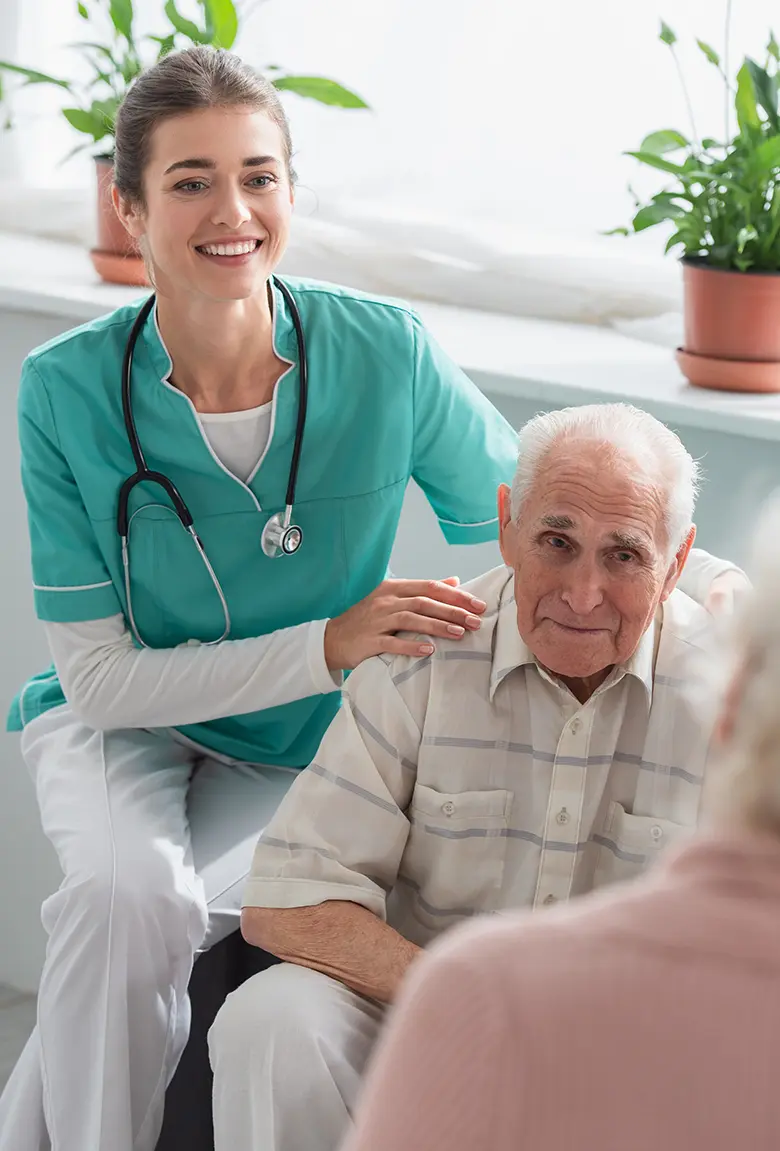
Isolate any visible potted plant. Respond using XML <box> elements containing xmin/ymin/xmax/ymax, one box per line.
<box><xmin>612</xmin><ymin>20</ymin><xmax>780</xmax><ymax>392</ymax></box>
<box><xmin>0</xmin><ymin>0</ymin><xmax>367</xmax><ymax>286</ymax></box>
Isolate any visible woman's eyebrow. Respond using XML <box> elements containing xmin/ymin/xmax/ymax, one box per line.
<box><xmin>163</xmin><ymin>155</ymin><xmax>278</xmax><ymax>175</ymax></box>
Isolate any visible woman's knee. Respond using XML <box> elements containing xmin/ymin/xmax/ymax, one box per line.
<box><xmin>45</xmin><ymin>839</ymin><xmax>206</xmax><ymax>946</ymax></box>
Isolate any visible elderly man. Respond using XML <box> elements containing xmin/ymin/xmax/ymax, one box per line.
<box><xmin>209</xmin><ymin>402</ymin><xmax>742</xmax><ymax>1151</ymax></box>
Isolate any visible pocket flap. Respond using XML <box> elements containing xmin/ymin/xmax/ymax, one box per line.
<box><xmin>410</xmin><ymin>783</ymin><xmax>512</xmax><ymax>823</ymax></box>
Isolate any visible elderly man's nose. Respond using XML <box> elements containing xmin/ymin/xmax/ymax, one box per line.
<box><xmin>561</xmin><ymin>569</ymin><xmax>605</xmax><ymax>615</ymax></box>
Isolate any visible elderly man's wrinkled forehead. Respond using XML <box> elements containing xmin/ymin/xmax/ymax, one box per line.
<box><xmin>524</xmin><ymin>437</ymin><xmax>669</xmax><ymax>551</ymax></box>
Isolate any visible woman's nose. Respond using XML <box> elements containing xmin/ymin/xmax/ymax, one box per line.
<box><xmin>210</xmin><ymin>186</ymin><xmax>253</xmax><ymax>229</ymax></box>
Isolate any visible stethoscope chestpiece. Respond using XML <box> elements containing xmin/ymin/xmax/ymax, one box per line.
<box><xmin>261</xmin><ymin>509</ymin><xmax>303</xmax><ymax>558</ymax></box>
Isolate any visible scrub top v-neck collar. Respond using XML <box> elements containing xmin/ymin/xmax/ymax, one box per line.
<box><xmin>133</xmin><ymin>279</ymin><xmax>300</xmax><ymax>512</ymax></box>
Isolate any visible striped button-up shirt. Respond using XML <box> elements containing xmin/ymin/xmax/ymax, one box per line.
<box><xmin>244</xmin><ymin>566</ymin><xmax>715</xmax><ymax>945</ymax></box>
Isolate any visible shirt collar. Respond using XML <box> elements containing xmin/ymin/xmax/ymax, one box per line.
<box><xmin>139</xmin><ymin>277</ymin><xmax>299</xmax><ymax>383</ymax></box>
<box><xmin>489</xmin><ymin>572</ymin><xmax>658</xmax><ymax>708</ymax></box>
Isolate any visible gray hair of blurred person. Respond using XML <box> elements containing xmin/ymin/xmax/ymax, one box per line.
<box><xmin>509</xmin><ymin>403</ymin><xmax>701</xmax><ymax>558</ymax></box>
<box><xmin>708</xmin><ymin>499</ymin><xmax>780</xmax><ymax>836</ymax></box>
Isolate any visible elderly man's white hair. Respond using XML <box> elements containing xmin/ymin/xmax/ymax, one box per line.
<box><xmin>510</xmin><ymin>403</ymin><xmax>701</xmax><ymax>554</ymax></box>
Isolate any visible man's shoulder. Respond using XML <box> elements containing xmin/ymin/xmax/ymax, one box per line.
<box><xmin>373</xmin><ymin>566</ymin><xmax>512</xmax><ymax>686</ymax></box>
<box><xmin>662</xmin><ymin>588</ymin><xmax>715</xmax><ymax>651</ymax></box>
<box><xmin>656</xmin><ymin>589</ymin><xmax>715</xmax><ymax>690</ymax></box>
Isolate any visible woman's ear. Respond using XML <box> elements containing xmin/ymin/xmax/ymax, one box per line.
<box><xmin>112</xmin><ymin>186</ymin><xmax>145</xmax><ymax>241</ymax></box>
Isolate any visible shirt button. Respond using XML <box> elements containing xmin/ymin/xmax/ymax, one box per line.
<box><xmin>650</xmin><ymin>825</ymin><xmax>664</xmax><ymax>842</ymax></box>
<box><xmin>556</xmin><ymin>808</ymin><xmax>570</xmax><ymax>825</ymax></box>
<box><xmin>442</xmin><ymin>801</ymin><xmax>456</xmax><ymax>816</ymax></box>
<box><xmin>570</xmin><ymin>718</ymin><xmax>582</xmax><ymax>735</ymax></box>
<box><xmin>543</xmin><ymin>894</ymin><xmax>558</xmax><ymax>906</ymax></box>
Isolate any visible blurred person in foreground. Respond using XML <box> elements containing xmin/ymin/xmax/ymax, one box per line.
<box><xmin>207</xmin><ymin>402</ymin><xmax>745</xmax><ymax>1151</ymax></box>
<box><xmin>342</xmin><ymin>507</ymin><xmax>780</xmax><ymax>1151</ymax></box>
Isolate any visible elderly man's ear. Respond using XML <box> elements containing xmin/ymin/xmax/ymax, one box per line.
<box><xmin>661</xmin><ymin>526</ymin><xmax>697</xmax><ymax>601</ymax></box>
<box><xmin>498</xmin><ymin>484</ymin><xmax>517</xmax><ymax>568</ymax></box>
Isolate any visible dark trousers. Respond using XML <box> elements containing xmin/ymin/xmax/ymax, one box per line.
<box><xmin>155</xmin><ymin>933</ymin><xmax>279</xmax><ymax>1151</ymax></box>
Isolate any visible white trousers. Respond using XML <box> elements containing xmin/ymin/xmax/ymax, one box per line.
<box><xmin>209</xmin><ymin>963</ymin><xmax>385</xmax><ymax>1151</ymax></box>
<box><xmin>0</xmin><ymin>705</ymin><xmax>297</xmax><ymax>1151</ymax></box>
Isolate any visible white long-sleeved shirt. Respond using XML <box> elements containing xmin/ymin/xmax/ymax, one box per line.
<box><xmin>43</xmin><ymin>547</ymin><xmax>739</xmax><ymax>733</ymax></box>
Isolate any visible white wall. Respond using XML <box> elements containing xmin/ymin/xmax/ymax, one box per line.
<box><xmin>0</xmin><ymin>310</ymin><xmax>67</xmax><ymax>992</ymax></box>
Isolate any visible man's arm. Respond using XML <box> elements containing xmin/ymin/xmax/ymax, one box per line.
<box><xmin>241</xmin><ymin>651</ymin><xmax>430</xmax><ymax>999</ymax></box>
<box><xmin>242</xmin><ymin>900</ymin><xmax>422</xmax><ymax>1003</ymax></box>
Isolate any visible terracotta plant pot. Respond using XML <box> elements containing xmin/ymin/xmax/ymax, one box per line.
<box><xmin>676</xmin><ymin>259</ymin><xmax>780</xmax><ymax>392</ymax></box>
<box><xmin>90</xmin><ymin>155</ymin><xmax>148</xmax><ymax>287</ymax></box>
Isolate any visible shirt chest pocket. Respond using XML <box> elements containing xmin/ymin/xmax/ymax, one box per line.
<box><xmin>400</xmin><ymin>784</ymin><xmax>513</xmax><ymax>929</ymax></box>
<box><xmin>593</xmin><ymin>800</ymin><xmax>694</xmax><ymax>890</ymax></box>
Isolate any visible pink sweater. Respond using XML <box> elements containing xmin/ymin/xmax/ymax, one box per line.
<box><xmin>344</xmin><ymin>831</ymin><xmax>780</xmax><ymax>1151</ymax></box>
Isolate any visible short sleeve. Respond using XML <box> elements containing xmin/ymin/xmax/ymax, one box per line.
<box><xmin>19</xmin><ymin>356</ymin><xmax>122</xmax><ymax>622</ymax></box>
<box><xmin>410</xmin><ymin>314</ymin><xmax>518</xmax><ymax>544</ymax></box>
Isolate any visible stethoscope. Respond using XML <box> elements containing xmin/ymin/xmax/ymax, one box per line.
<box><xmin>118</xmin><ymin>275</ymin><xmax>308</xmax><ymax>647</ymax></box>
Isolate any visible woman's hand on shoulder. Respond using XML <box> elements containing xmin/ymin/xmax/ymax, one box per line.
<box><xmin>324</xmin><ymin>577</ymin><xmax>487</xmax><ymax>671</ymax></box>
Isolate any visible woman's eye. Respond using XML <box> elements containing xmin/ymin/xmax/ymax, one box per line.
<box><xmin>248</xmin><ymin>174</ymin><xmax>275</xmax><ymax>188</ymax></box>
<box><xmin>176</xmin><ymin>180</ymin><xmax>207</xmax><ymax>193</ymax></box>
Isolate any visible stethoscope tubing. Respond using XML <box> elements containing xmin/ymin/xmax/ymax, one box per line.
<box><xmin>117</xmin><ymin>276</ymin><xmax>308</xmax><ymax>645</ymax></box>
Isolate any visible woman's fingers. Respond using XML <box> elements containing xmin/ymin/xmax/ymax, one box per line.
<box><xmin>381</xmin><ymin>636</ymin><xmax>437</xmax><ymax>658</ymax></box>
<box><xmin>388</xmin><ymin>579</ymin><xmax>487</xmax><ymax>614</ymax></box>
<box><xmin>400</xmin><ymin>598</ymin><xmax>482</xmax><ymax>629</ymax></box>
<box><xmin>389</xmin><ymin>611</ymin><xmax>474</xmax><ymax>639</ymax></box>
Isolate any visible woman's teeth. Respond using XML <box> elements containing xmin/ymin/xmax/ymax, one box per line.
<box><xmin>199</xmin><ymin>240</ymin><xmax>259</xmax><ymax>256</ymax></box>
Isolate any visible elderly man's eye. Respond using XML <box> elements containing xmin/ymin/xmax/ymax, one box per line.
<box><xmin>547</xmin><ymin>536</ymin><xmax>569</xmax><ymax>550</ymax></box>
<box><xmin>613</xmin><ymin>551</ymin><xmax>635</xmax><ymax>564</ymax></box>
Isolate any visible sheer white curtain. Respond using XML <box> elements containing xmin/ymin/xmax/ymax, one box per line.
<box><xmin>0</xmin><ymin>0</ymin><xmax>777</xmax><ymax>322</ymax></box>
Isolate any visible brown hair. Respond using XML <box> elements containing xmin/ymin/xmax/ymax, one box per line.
<box><xmin>114</xmin><ymin>45</ymin><xmax>295</xmax><ymax>206</ymax></box>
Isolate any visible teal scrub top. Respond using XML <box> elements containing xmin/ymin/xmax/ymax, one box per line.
<box><xmin>9</xmin><ymin>276</ymin><xmax>518</xmax><ymax>766</ymax></box>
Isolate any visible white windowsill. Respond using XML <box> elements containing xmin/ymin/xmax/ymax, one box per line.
<box><xmin>2</xmin><ymin>231</ymin><xmax>780</xmax><ymax>443</ymax></box>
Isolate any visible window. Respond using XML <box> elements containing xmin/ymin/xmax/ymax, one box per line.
<box><xmin>0</xmin><ymin>0</ymin><xmax>776</xmax><ymax>321</ymax></box>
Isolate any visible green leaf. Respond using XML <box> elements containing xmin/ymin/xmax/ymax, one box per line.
<box><xmin>0</xmin><ymin>60</ymin><xmax>72</xmax><ymax>89</ymax></box>
<box><xmin>164</xmin><ymin>1</ymin><xmax>210</xmax><ymax>43</ymax></box>
<box><xmin>632</xmin><ymin>201</ymin><xmax>686</xmax><ymax>232</ymax></box>
<box><xmin>736</xmin><ymin>61</ymin><xmax>761</xmax><ymax>135</ymax></box>
<box><xmin>753</xmin><ymin>135</ymin><xmax>780</xmax><ymax>172</ymax></box>
<box><xmin>624</xmin><ymin>150</ymin><xmax>685</xmax><ymax>175</ymax></box>
<box><xmin>109</xmin><ymin>0</ymin><xmax>134</xmax><ymax>41</ymax></box>
<box><xmin>696</xmin><ymin>39</ymin><xmax>720</xmax><ymax>67</ymax></box>
<box><xmin>769</xmin><ymin>30</ymin><xmax>780</xmax><ymax>63</ymax></box>
<box><xmin>272</xmin><ymin>76</ymin><xmax>368</xmax><ymax>108</ymax></box>
<box><xmin>202</xmin><ymin>0</ymin><xmax>238</xmax><ymax>48</ymax></box>
<box><xmin>701</xmin><ymin>137</ymin><xmax>723</xmax><ymax>150</ymax></box>
<box><xmin>745</xmin><ymin>57</ymin><xmax>779</xmax><ymax>131</ymax></box>
<box><xmin>659</xmin><ymin>21</ymin><xmax>677</xmax><ymax>47</ymax></box>
<box><xmin>149</xmin><ymin>33</ymin><xmax>176</xmax><ymax>58</ymax></box>
<box><xmin>639</xmin><ymin>129</ymin><xmax>689</xmax><ymax>155</ymax></box>
<box><xmin>602</xmin><ymin>227</ymin><xmax>630</xmax><ymax>236</ymax></box>
<box><xmin>63</xmin><ymin>106</ymin><xmax>111</xmax><ymax>140</ymax></box>
<box><xmin>665</xmin><ymin>229</ymin><xmax>692</xmax><ymax>254</ymax></box>
<box><xmin>91</xmin><ymin>95</ymin><xmax>120</xmax><ymax>128</ymax></box>
<box><xmin>78</xmin><ymin>2</ymin><xmax>89</xmax><ymax>17</ymax></box>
